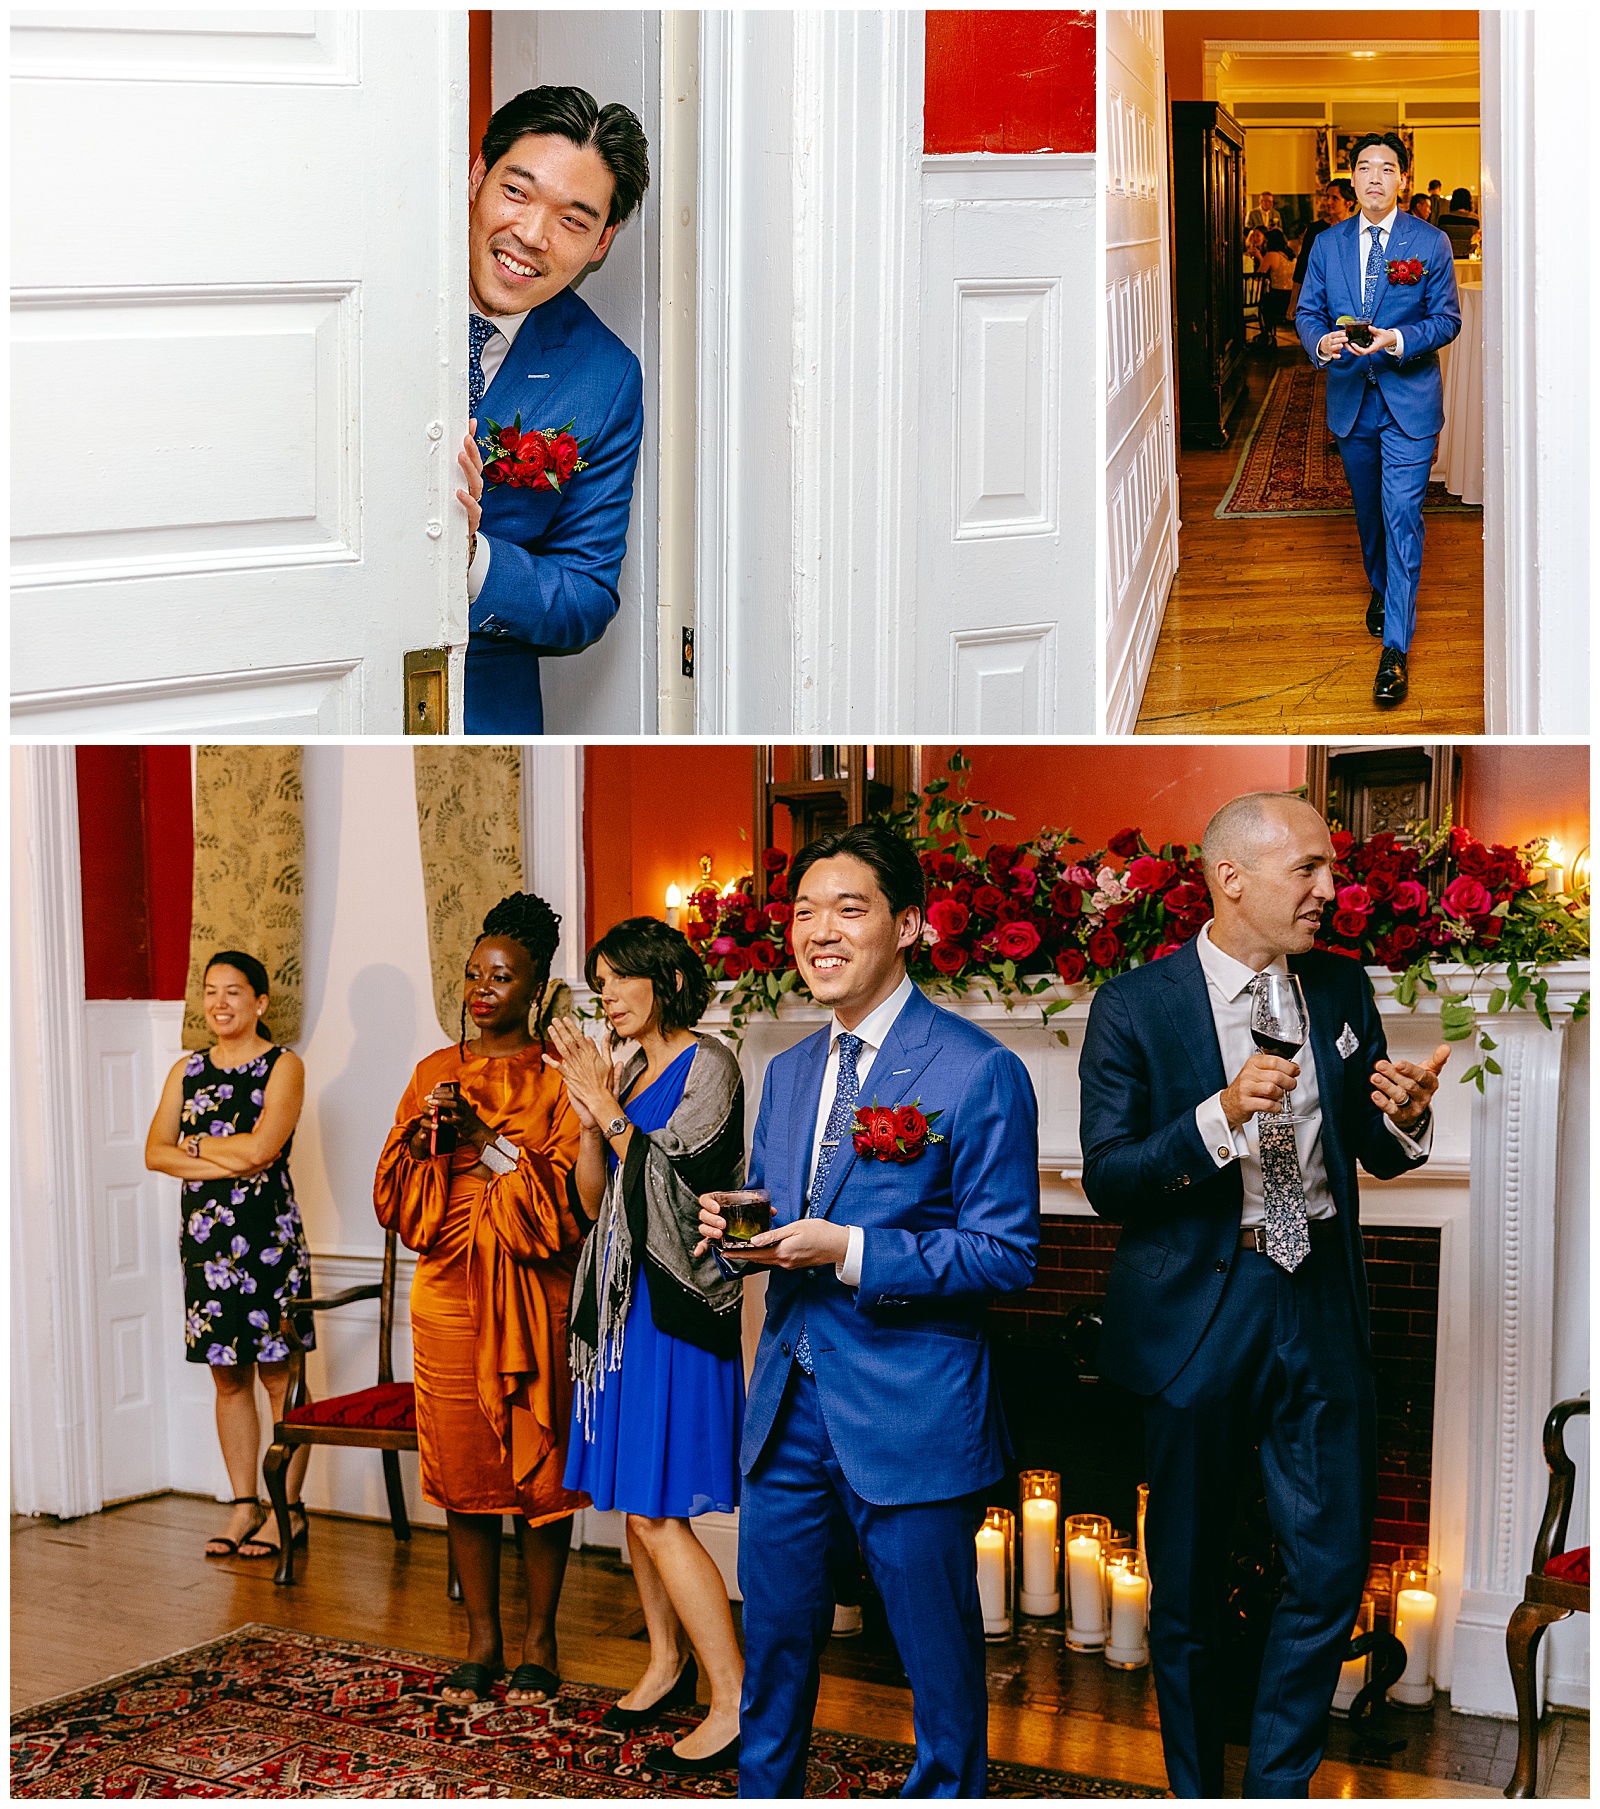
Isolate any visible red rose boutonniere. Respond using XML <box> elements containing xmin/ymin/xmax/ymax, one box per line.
<box><xmin>850</xmin><ymin>1099</ymin><xmax>947</xmax><ymax>1164</ymax></box>
<box><xmin>479</xmin><ymin>414</ymin><xmax>590</xmax><ymax>493</ymax></box>
<box><xmin>1386</xmin><ymin>258</ymin><xmax>1424</xmax><ymax>286</ymax></box>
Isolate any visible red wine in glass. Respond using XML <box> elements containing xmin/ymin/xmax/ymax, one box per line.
<box><xmin>1249</xmin><ymin>973</ymin><xmax>1310</xmax><ymax>1121</ymax></box>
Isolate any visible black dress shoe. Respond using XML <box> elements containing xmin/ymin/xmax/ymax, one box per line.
<box><xmin>648</xmin><ymin>1734</ymin><xmax>741</xmax><ymax>1776</ymax></box>
<box><xmin>1374</xmin><ymin>645</ymin><xmax>1409</xmax><ymax>707</ymax></box>
<box><xmin>1366</xmin><ymin>589</ymin><xmax>1386</xmax><ymax>638</ymax></box>
<box><xmin>599</xmin><ymin>1655</ymin><xmax>697</xmax><ymax>1732</ymax></box>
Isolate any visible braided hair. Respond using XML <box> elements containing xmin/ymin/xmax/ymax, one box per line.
<box><xmin>459</xmin><ymin>891</ymin><xmax>563</xmax><ymax>1055</ymax></box>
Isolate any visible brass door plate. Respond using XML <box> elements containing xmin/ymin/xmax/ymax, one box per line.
<box><xmin>404</xmin><ymin>648</ymin><xmax>449</xmax><ymax>735</ymax></box>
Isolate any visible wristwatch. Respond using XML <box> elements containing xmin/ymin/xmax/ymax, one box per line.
<box><xmin>605</xmin><ymin>1114</ymin><xmax>628</xmax><ymax>1138</ymax></box>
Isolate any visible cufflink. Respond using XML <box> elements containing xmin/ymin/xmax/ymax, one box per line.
<box><xmin>1218</xmin><ymin>1146</ymin><xmax>1232</xmax><ymax>1161</ymax></box>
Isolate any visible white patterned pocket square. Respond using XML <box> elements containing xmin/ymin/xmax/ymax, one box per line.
<box><xmin>1336</xmin><ymin>1023</ymin><xmax>1359</xmax><ymax>1058</ymax></box>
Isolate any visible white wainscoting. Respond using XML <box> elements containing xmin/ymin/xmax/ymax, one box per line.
<box><xmin>1103</xmin><ymin>9</ymin><xmax>1179</xmax><ymax>734</ymax></box>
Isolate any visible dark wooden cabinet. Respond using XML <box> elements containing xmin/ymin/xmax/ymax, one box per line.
<box><xmin>1171</xmin><ymin>102</ymin><xmax>1247</xmax><ymax>448</ymax></box>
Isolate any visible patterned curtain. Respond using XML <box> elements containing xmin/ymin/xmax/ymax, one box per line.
<box><xmin>414</xmin><ymin>745</ymin><xmax>526</xmax><ymax>1041</ymax></box>
<box><xmin>183</xmin><ymin>747</ymin><xmax>305</xmax><ymax>1050</ymax></box>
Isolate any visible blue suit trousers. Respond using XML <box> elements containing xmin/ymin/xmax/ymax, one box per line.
<box><xmin>1142</xmin><ymin>1228</ymin><xmax>1375</xmax><ymax>1798</ymax></box>
<box><xmin>737</xmin><ymin>1368</ymin><xmax>989</xmax><ymax>1799</ymax></box>
<box><xmin>1335</xmin><ymin>381</ymin><xmax>1437</xmax><ymax>653</ymax></box>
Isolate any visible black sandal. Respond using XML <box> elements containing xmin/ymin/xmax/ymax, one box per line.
<box><xmin>204</xmin><ymin>1497</ymin><xmax>268</xmax><ymax>1558</ymax></box>
<box><xmin>506</xmin><ymin>1662</ymin><xmax>561</xmax><ymax>1702</ymax></box>
<box><xmin>438</xmin><ymin>1660</ymin><xmax>501</xmax><ymax>1702</ymax></box>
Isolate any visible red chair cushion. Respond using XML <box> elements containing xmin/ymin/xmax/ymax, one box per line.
<box><xmin>284</xmin><ymin>1382</ymin><xmax>416</xmax><ymax>1433</ymax></box>
<box><xmin>1544</xmin><ymin>1546</ymin><xmax>1590</xmax><ymax>1586</ymax></box>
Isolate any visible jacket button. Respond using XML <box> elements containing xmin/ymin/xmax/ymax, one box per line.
<box><xmin>780</xmin><ymin>1342</ymin><xmax>790</xmax><ymax>1357</ymax></box>
<box><xmin>1215</xmin><ymin>1260</ymin><xmax>1228</xmax><ymax>1274</ymax></box>
<box><xmin>1180</xmin><ymin>1175</ymin><xmax>1191</xmax><ymax>1186</ymax></box>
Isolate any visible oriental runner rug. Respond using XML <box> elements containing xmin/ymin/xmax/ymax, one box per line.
<box><xmin>1215</xmin><ymin>366</ymin><xmax>1478</xmax><ymax>519</ymax></box>
<box><xmin>11</xmin><ymin>1624</ymin><xmax>1164</xmax><ymax>1798</ymax></box>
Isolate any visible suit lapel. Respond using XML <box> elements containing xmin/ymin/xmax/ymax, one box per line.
<box><xmin>479</xmin><ymin>294</ymin><xmax>587</xmax><ymax>433</ymax></box>
<box><xmin>1290</xmin><ymin>955</ymin><xmax>1345</xmax><ymax>1170</ymax></box>
<box><xmin>1157</xmin><ymin>942</ymin><xmax>1228</xmax><ymax>1097</ymax></box>
<box><xmin>1371</xmin><ymin>214</ymin><xmax>1410</xmax><ymax>325</ymax></box>
<box><xmin>815</xmin><ymin>988</ymin><xmax>942</xmax><ymax>1221</ymax></box>
<box><xmin>787</xmin><ymin>1027</ymin><xmax>830</xmax><ymax>1220</ymax></box>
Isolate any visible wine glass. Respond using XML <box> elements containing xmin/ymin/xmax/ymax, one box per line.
<box><xmin>1250</xmin><ymin>973</ymin><xmax>1310</xmax><ymax>1122</ymax></box>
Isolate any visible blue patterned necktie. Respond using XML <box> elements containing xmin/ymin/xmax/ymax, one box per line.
<box><xmin>468</xmin><ymin>314</ymin><xmax>499</xmax><ymax>422</ymax></box>
<box><xmin>794</xmin><ymin>1032</ymin><xmax>864</xmax><ymax>1375</ymax></box>
<box><xmin>1361</xmin><ymin>223</ymin><xmax>1385</xmax><ymax>319</ymax></box>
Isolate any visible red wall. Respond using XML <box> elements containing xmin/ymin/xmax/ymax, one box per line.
<box><xmin>1163</xmin><ymin>11</ymin><xmax>1478</xmax><ymax>103</ymax></box>
<box><xmin>1459</xmin><ymin>746</ymin><xmax>1589</xmax><ymax>859</ymax></box>
<box><xmin>75</xmin><ymin>747</ymin><xmax>193</xmax><ymax>1000</ymax></box>
<box><xmin>924</xmin><ymin>11</ymin><xmax>1095</xmax><ymax>154</ymax></box>
<box><xmin>470</xmin><ymin>11</ymin><xmax>493</xmax><ymax>162</ymax></box>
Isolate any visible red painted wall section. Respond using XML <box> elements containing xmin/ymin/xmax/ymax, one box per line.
<box><xmin>1459</xmin><ymin>746</ymin><xmax>1589</xmax><ymax>859</ymax></box>
<box><xmin>75</xmin><ymin>747</ymin><xmax>193</xmax><ymax>1000</ymax></box>
<box><xmin>470</xmin><ymin>11</ymin><xmax>493</xmax><ymax>163</ymax></box>
<box><xmin>924</xmin><ymin>11</ymin><xmax>1095</xmax><ymax>155</ymax></box>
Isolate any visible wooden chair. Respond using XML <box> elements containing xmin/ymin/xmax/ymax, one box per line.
<box><xmin>1503</xmin><ymin>1394</ymin><xmax>1589</xmax><ymax>1798</ymax></box>
<box><xmin>1243</xmin><ymin>270</ymin><xmax>1267</xmax><ymax>341</ymax></box>
<box><xmin>262</xmin><ymin>1227</ymin><xmax>457</xmax><ymax>1600</ymax></box>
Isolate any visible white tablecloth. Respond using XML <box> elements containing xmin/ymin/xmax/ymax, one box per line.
<box><xmin>1432</xmin><ymin>270</ymin><xmax>1483</xmax><ymax>504</ymax></box>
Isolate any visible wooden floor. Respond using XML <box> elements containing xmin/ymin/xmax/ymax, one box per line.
<box><xmin>1136</xmin><ymin>342</ymin><xmax>1486</xmax><ymax>735</ymax></box>
<box><xmin>12</xmin><ymin>1496</ymin><xmax>1587</xmax><ymax>1798</ymax></box>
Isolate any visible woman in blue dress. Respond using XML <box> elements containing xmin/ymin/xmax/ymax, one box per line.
<box><xmin>545</xmin><ymin>917</ymin><xmax>746</xmax><ymax>1775</ymax></box>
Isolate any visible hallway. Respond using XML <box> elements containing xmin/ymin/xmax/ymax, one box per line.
<box><xmin>1135</xmin><ymin>346</ymin><xmax>1485</xmax><ymax>735</ymax></box>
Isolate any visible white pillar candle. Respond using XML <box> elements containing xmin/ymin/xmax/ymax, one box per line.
<box><xmin>976</xmin><ymin>1525</ymin><xmax>1008</xmax><ymax>1635</ymax></box>
<box><xmin>1107</xmin><ymin>1567</ymin><xmax>1149</xmax><ymax>1663</ymax></box>
<box><xmin>1389</xmin><ymin>1588</ymin><xmax>1437</xmax><ymax>1705</ymax></box>
<box><xmin>1331</xmin><ymin>1630</ymin><xmax>1367</xmax><ymax>1711</ymax></box>
<box><xmin>1067</xmin><ymin>1534</ymin><xmax>1105</xmax><ymax>1638</ymax></box>
<box><xmin>1021</xmin><ymin>1497</ymin><xmax>1058</xmax><ymax>1602</ymax></box>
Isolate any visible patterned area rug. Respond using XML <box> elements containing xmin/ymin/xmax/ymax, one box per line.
<box><xmin>11</xmin><ymin>1624</ymin><xmax>1164</xmax><ymax>1798</ymax></box>
<box><xmin>1215</xmin><ymin>365</ymin><xmax>1479</xmax><ymax>518</ymax></box>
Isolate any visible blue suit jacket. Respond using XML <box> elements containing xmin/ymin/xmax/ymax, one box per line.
<box><xmin>466</xmin><ymin>285</ymin><xmax>644</xmax><ymax>733</ymax></box>
<box><xmin>1295</xmin><ymin>212</ymin><xmax>1461</xmax><ymax>439</ymax></box>
<box><xmin>742</xmin><ymin>985</ymin><xmax>1040</xmax><ymax>1507</ymax></box>
<box><xmin>1078</xmin><ymin>941</ymin><xmax>1429</xmax><ymax>1397</ymax></box>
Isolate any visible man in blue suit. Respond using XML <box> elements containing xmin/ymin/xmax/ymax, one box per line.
<box><xmin>455</xmin><ymin>87</ymin><xmax>647</xmax><ymax>733</ymax></box>
<box><xmin>1297</xmin><ymin>133</ymin><xmax>1461</xmax><ymax>708</ymax></box>
<box><xmin>697</xmin><ymin>823</ymin><xmax>1039</xmax><ymax>1796</ymax></box>
<box><xmin>1079</xmin><ymin>793</ymin><xmax>1448</xmax><ymax>1797</ymax></box>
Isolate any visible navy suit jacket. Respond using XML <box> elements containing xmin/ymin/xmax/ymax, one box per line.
<box><xmin>1295</xmin><ymin>211</ymin><xmax>1461</xmax><ymax>439</ymax></box>
<box><xmin>742</xmin><ymin>985</ymin><xmax>1040</xmax><ymax>1507</ymax></box>
<box><xmin>1078</xmin><ymin>941</ymin><xmax>1429</xmax><ymax>1397</ymax></box>
<box><xmin>466</xmin><ymin>285</ymin><xmax>644</xmax><ymax>733</ymax></box>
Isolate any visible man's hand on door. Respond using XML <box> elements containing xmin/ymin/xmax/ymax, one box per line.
<box><xmin>457</xmin><ymin>422</ymin><xmax>484</xmax><ymax>564</ymax></box>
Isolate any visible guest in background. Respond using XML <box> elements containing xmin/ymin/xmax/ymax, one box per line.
<box><xmin>1247</xmin><ymin>190</ymin><xmax>1283</xmax><ymax>234</ymax></box>
<box><xmin>1408</xmin><ymin>193</ymin><xmax>1433</xmax><ymax>223</ymax></box>
<box><xmin>1291</xmin><ymin>180</ymin><xmax>1356</xmax><ymax>319</ymax></box>
<box><xmin>1244</xmin><ymin>227</ymin><xmax>1266</xmax><ymax>273</ymax></box>
<box><xmin>145</xmin><ymin>951</ymin><xmax>313</xmax><ymax>1561</ymax></box>
<box><xmin>1439</xmin><ymin>186</ymin><xmax>1480</xmax><ymax>258</ymax></box>
<box><xmin>374</xmin><ymin>892</ymin><xmax>588</xmax><ymax>1705</ymax></box>
<box><xmin>1079</xmin><ymin>793</ymin><xmax>1447</xmax><ymax>1797</ymax></box>
<box><xmin>550</xmin><ymin>916</ymin><xmax>747</xmax><ymax>1775</ymax></box>
<box><xmin>1258</xmin><ymin>228</ymin><xmax>1295</xmax><ymax>345</ymax></box>
<box><xmin>1426</xmin><ymin>177</ymin><xmax>1444</xmax><ymax>213</ymax></box>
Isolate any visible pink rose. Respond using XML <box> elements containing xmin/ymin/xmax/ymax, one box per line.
<box><xmin>1335</xmin><ymin>884</ymin><xmax>1372</xmax><ymax>913</ymax></box>
<box><xmin>1127</xmin><ymin>855</ymin><xmax>1177</xmax><ymax>892</ymax></box>
<box><xmin>1390</xmin><ymin>880</ymin><xmax>1428</xmax><ymax>914</ymax></box>
<box><xmin>1441</xmin><ymin>875</ymin><xmax>1493</xmax><ymax>920</ymax></box>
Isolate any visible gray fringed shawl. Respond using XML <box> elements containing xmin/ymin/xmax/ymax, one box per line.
<box><xmin>568</xmin><ymin>1034</ymin><xmax>746</xmax><ymax>1433</ymax></box>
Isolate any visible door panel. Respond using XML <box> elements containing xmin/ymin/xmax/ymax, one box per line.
<box><xmin>10</xmin><ymin>10</ymin><xmax>467</xmax><ymax>733</ymax></box>
<box><xmin>1104</xmin><ymin>9</ymin><xmax>1179</xmax><ymax>733</ymax></box>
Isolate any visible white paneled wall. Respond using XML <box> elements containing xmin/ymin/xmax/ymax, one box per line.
<box><xmin>1104</xmin><ymin>10</ymin><xmax>1179</xmax><ymax>734</ymax></box>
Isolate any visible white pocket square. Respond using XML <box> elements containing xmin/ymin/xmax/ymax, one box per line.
<box><xmin>1336</xmin><ymin>1023</ymin><xmax>1359</xmax><ymax>1058</ymax></box>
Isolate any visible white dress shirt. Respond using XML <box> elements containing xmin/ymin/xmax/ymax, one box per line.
<box><xmin>808</xmin><ymin>970</ymin><xmax>917</xmax><ymax>1287</ymax></box>
<box><xmin>1191</xmin><ymin>921</ymin><xmax>1429</xmax><ymax>1227</ymax></box>
<box><xmin>466</xmin><ymin>306</ymin><xmax>531</xmax><ymax>602</ymax></box>
<box><xmin>1317</xmin><ymin>206</ymin><xmax>1406</xmax><ymax>365</ymax></box>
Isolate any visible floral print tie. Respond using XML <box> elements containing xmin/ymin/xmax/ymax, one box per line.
<box><xmin>469</xmin><ymin>314</ymin><xmax>499</xmax><ymax>422</ymax></box>
<box><xmin>794</xmin><ymin>1033</ymin><xmax>864</xmax><ymax>1374</ymax></box>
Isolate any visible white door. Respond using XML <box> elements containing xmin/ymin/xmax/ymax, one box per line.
<box><xmin>83</xmin><ymin>1001</ymin><xmax>180</xmax><ymax>1502</ymax></box>
<box><xmin>490</xmin><ymin>10</ymin><xmax>663</xmax><ymax>735</ymax></box>
<box><xmin>10</xmin><ymin>11</ymin><xmax>467</xmax><ymax>735</ymax></box>
<box><xmin>917</xmin><ymin>153</ymin><xmax>1096</xmax><ymax>733</ymax></box>
<box><xmin>1104</xmin><ymin>9</ymin><xmax>1180</xmax><ymax>733</ymax></box>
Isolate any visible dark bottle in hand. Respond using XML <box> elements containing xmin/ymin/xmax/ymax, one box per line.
<box><xmin>430</xmin><ymin>1083</ymin><xmax>459</xmax><ymax>1156</ymax></box>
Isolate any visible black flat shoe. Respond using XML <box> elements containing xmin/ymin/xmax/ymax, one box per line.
<box><xmin>1366</xmin><ymin>588</ymin><xmax>1386</xmax><ymax>638</ymax></box>
<box><xmin>437</xmin><ymin>1660</ymin><xmax>500</xmax><ymax>1702</ymax></box>
<box><xmin>648</xmin><ymin>1733</ymin><xmax>741</xmax><ymax>1776</ymax></box>
<box><xmin>506</xmin><ymin>1662</ymin><xmax>560</xmax><ymax>1702</ymax></box>
<box><xmin>600</xmin><ymin>1654</ymin><xmax>698</xmax><ymax>1732</ymax></box>
<box><xmin>1374</xmin><ymin>645</ymin><xmax>1409</xmax><ymax>707</ymax></box>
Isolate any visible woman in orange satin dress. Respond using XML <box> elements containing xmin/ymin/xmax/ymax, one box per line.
<box><xmin>374</xmin><ymin>891</ymin><xmax>589</xmax><ymax>1705</ymax></box>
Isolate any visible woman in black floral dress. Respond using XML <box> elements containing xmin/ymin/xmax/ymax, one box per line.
<box><xmin>145</xmin><ymin>951</ymin><xmax>315</xmax><ymax>1559</ymax></box>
